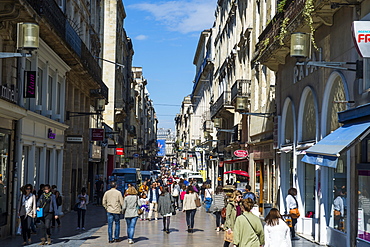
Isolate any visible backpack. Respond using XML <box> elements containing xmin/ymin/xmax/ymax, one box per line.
<box><xmin>244</xmin><ymin>192</ymin><xmax>256</xmax><ymax>203</ymax></box>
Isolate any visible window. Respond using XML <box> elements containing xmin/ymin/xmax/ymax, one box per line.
<box><xmin>326</xmin><ymin>76</ymin><xmax>345</xmax><ymax>136</ymax></box>
<box><xmin>0</xmin><ymin>132</ymin><xmax>9</xmax><ymax>226</ymax></box>
<box><xmin>48</xmin><ymin>76</ymin><xmax>53</xmax><ymax>111</ymax></box>
<box><xmin>302</xmin><ymin>90</ymin><xmax>316</xmax><ymax>142</ymax></box>
<box><xmin>329</xmin><ymin>154</ymin><xmax>347</xmax><ymax>232</ymax></box>
<box><xmin>56</xmin><ymin>79</ymin><xmax>61</xmax><ymax>115</ymax></box>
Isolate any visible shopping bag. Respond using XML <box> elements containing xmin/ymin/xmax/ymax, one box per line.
<box><xmin>195</xmin><ymin>197</ymin><xmax>201</xmax><ymax>207</ymax></box>
<box><xmin>36</xmin><ymin>208</ymin><xmax>44</xmax><ymax>218</ymax></box>
<box><xmin>224</xmin><ymin>230</ymin><xmax>233</xmax><ymax>242</ymax></box>
<box><xmin>16</xmin><ymin>221</ymin><xmax>22</xmax><ymax>235</ymax></box>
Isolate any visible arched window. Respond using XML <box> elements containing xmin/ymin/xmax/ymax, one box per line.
<box><xmin>302</xmin><ymin>90</ymin><xmax>316</xmax><ymax>142</ymax></box>
<box><xmin>325</xmin><ymin>75</ymin><xmax>346</xmax><ymax>136</ymax></box>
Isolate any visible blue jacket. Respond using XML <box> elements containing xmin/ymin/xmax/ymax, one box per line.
<box><xmin>149</xmin><ymin>187</ymin><xmax>160</xmax><ymax>203</ymax></box>
<box><xmin>37</xmin><ymin>193</ymin><xmax>58</xmax><ymax>215</ymax></box>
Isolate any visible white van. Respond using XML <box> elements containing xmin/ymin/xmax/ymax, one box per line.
<box><xmin>188</xmin><ymin>175</ymin><xmax>204</xmax><ymax>187</ymax></box>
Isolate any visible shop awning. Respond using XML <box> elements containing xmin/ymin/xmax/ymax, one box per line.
<box><xmin>301</xmin><ymin>122</ymin><xmax>370</xmax><ymax>168</ymax></box>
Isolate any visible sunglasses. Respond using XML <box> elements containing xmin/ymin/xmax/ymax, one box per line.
<box><xmin>26</xmin><ymin>188</ymin><xmax>31</xmax><ymax>190</ymax></box>
<box><xmin>237</xmin><ymin>196</ymin><xmax>243</xmax><ymax>198</ymax></box>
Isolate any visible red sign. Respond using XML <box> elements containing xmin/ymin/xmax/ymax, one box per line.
<box><xmin>234</xmin><ymin>150</ymin><xmax>249</xmax><ymax>158</ymax></box>
<box><xmin>352</xmin><ymin>21</ymin><xmax>370</xmax><ymax>58</ymax></box>
<box><xmin>116</xmin><ymin>148</ymin><xmax>124</xmax><ymax>155</ymax></box>
<box><xmin>90</xmin><ymin>128</ymin><xmax>104</xmax><ymax>141</ymax></box>
<box><xmin>256</xmin><ymin>171</ymin><xmax>261</xmax><ymax>176</ymax></box>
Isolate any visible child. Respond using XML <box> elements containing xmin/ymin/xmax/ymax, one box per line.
<box><xmin>139</xmin><ymin>193</ymin><xmax>149</xmax><ymax>220</ymax></box>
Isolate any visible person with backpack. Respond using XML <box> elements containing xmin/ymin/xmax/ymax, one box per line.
<box><xmin>243</xmin><ymin>185</ymin><xmax>256</xmax><ymax>203</ymax></box>
<box><xmin>51</xmin><ymin>185</ymin><xmax>61</xmax><ymax>228</ymax></box>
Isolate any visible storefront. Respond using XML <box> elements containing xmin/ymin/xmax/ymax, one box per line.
<box><xmin>0</xmin><ymin>99</ymin><xmax>27</xmax><ymax>237</ymax></box>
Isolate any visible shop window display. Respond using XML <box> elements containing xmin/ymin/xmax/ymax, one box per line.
<box><xmin>329</xmin><ymin>156</ymin><xmax>347</xmax><ymax>232</ymax></box>
<box><xmin>0</xmin><ymin>132</ymin><xmax>9</xmax><ymax>226</ymax></box>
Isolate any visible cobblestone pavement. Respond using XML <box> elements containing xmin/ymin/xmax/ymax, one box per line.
<box><xmin>0</xmin><ymin>205</ymin><xmax>321</xmax><ymax>246</ymax></box>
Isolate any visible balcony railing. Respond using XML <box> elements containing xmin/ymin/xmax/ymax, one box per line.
<box><xmin>210</xmin><ymin>91</ymin><xmax>233</xmax><ymax>118</ymax></box>
<box><xmin>231</xmin><ymin>79</ymin><xmax>251</xmax><ymax>101</ymax></box>
<box><xmin>26</xmin><ymin>0</ymin><xmax>107</xmax><ymax>100</ymax></box>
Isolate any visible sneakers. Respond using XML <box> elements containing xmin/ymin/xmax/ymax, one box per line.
<box><xmin>216</xmin><ymin>227</ymin><xmax>220</xmax><ymax>232</ymax></box>
<box><xmin>82</xmin><ymin>227</ymin><xmax>85</xmax><ymax>230</ymax></box>
<box><xmin>128</xmin><ymin>239</ymin><xmax>134</xmax><ymax>244</ymax></box>
<box><xmin>155</xmin><ymin>218</ymin><xmax>158</xmax><ymax>221</ymax></box>
<box><xmin>76</xmin><ymin>227</ymin><xmax>80</xmax><ymax>230</ymax></box>
<box><xmin>292</xmin><ymin>236</ymin><xmax>300</xmax><ymax>240</ymax></box>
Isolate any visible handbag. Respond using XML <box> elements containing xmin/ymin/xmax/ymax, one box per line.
<box><xmin>195</xmin><ymin>197</ymin><xmax>201</xmax><ymax>207</ymax></box>
<box><xmin>289</xmin><ymin>208</ymin><xmax>300</xmax><ymax>219</ymax></box>
<box><xmin>224</xmin><ymin>230</ymin><xmax>233</xmax><ymax>242</ymax></box>
<box><xmin>137</xmin><ymin>207</ymin><xmax>144</xmax><ymax>215</ymax></box>
<box><xmin>221</xmin><ymin>207</ymin><xmax>227</xmax><ymax>218</ymax></box>
<box><xmin>334</xmin><ymin>210</ymin><xmax>341</xmax><ymax>217</ymax></box>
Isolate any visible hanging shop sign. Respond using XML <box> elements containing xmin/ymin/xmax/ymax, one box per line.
<box><xmin>234</xmin><ymin>149</ymin><xmax>249</xmax><ymax>158</ymax></box>
<box><xmin>90</xmin><ymin>144</ymin><xmax>101</xmax><ymax>160</ymax></box>
<box><xmin>352</xmin><ymin>21</ymin><xmax>370</xmax><ymax>58</ymax></box>
<box><xmin>90</xmin><ymin>128</ymin><xmax>104</xmax><ymax>141</ymax></box>
<box><xmin>24</xmin><ymin>71</ymin><xmax>36</xmax><ymax>98</ymax></box>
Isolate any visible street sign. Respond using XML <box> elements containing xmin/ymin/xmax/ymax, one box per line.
<box><xmin>234</xmin><ymin>150</ymin><xmax>249</xmax><ymax>158</ymax></box>
<box><xmin>66</xmin><ymin>136</ymin><xmax>83</xmax><ymax>143</ymax></box>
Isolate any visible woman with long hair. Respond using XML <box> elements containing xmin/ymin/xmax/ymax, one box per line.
<box><xmin>285</xmin><ymin>187</ymin><xmax>299</xmax><ymax>240</ymax></box>
<box><xmin>182</xmin><ymin>186</ymin><xmax>199</xmax><ymax>233</ymax></box>
<box><xmin>264</xmin><ymin>208</ymin><xmax>291</xmax><ymax>247</ymax></box>
<box><xmin>223</xmin><ymin>190</ymin><xmax>243</xmax><ymax>247</ymax></box>
<box><xmin>76</xmin><ymin>187</ymin><xmax>89</xmax><ymax>230</ymax></box>
<box><xmin>233</xmin><ymin>198</ymin><xmax>265</xmax><ymax>247</ymax></box>
<box><xmin>122</xmin><ymin>186</ymin><xmax>140</xmax><ymax>244</ymax></box>
<box><xmin>158</xmin><ymin>186</ymin><xmax>174</xmax><ymax>234</ymax></box>
<box><xmin>204</xmin><ymin>184</ymin><xmax>214</xmax><ymax>213</ymax></box>
<box><xmin>213</xmin><ymin>185</ymin><xmax>226</xmax><ymax>231</ymax></box>
<box><xmin>18</xmin><ymin>184</ymin><xmax>36</xmax><ymax>246</ymax></box>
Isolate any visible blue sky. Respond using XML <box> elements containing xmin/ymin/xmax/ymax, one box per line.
<box><xmin>122</xmin><ymin>0</ymin><xmax>217</xmax><ymax>130</ymax></box>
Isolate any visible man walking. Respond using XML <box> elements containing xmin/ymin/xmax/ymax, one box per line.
<box><xmin>243</xmin><ymin>184</ymin><xmax>257</xmax><ymax>203</ymax></box>
<box><xmin>148</xmin><ymin>182</ymin><xmax>160</xmax><ymax>221</ymax></box>
<box><xmin>102</xmin><ymin>181</ymin><xmax>124</xmax><ymax>243</ymax></box>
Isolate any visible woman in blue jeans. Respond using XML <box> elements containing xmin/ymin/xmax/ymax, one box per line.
<box><xmin>122</xmin><ymin>187</ymin><xmax>140</xmax><ymax>244</ymax></box>
<box><xmin>182</xmin><ymin>186</ymin><xmax>199</xmax><ymax>233</ymax></box>
<box><xmin>204</xmin><ymin>184</ymin><xmax>213</xmax><ymax>212</ymax></box>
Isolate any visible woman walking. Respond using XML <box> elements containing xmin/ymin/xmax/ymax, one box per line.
<box><xmin>179</xmin><ymin>185</ymin><xmax>187</xmax><ymax>211</ymax></box>
<box><xmin>182</xmin><ymin>186</ymin><xmax>199</xmax><ymax>233</ymax></box>
<box><xmin>264</xmin><ymin>208</ymin><xmax>291</xmax><ymax>247</ymax></box>
<box><xmin>285</xmin><ymin>187</ymin><xmax>299</xmax><ymax>240</ymax></box>
<box><xmin>158</xmin><ymin>187</ymin><xmax>175</xmax><ymax>234</ymax></box>
<box><xmin>122</xmin><ymin>187</ymin><xmax>140</xmax><ymax>244</ymax></box>
<box><xmin>76</xmin><ymin>187</ymin><xmax>89</xmax><ymax>230</ymax></box>
<box><xmin>213</xmin><ymin>185</ymin><xmax>226</xmax><ymax>232</ymax></box>
<box><xmin>18</xmin><ymin>184</ymin><xmax>36</xmax><ymax>246</ymax></box>
<box><xmin>233</xmin><ymin>198</ymin><xmax>265</xmax><ymax>247</ymax></box>
<box><xmin>171</xmin><ymin>181</ymin><xmax>180</xmax><ymax>209</ymax></box>
<box><xmin>223</xmin><ymin>190</ymin><xmax>243</xmax><ymax>247</ymax></box>
<box><xmin>37</xmin><ymin>184</ymin><xmax>59</xmax><ymax>245</ymax></box>
<box><xmin>204</xmin><ymin>184</ymin><xmax>213</xmax><ymax>212</ymax></box>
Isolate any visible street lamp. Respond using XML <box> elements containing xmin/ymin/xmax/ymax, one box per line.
<box><xmin>0</xmin><ymin>23</ymin><xmax>39</xmax><ymax>58</ymax></box>
<box><xmin>66</xmin><ymin>98</ymin><xmax>106</xmax><ymax>120</ymax></box>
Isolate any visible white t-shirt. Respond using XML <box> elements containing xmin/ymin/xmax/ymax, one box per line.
<box><xmin>264</xmin><ymin>219</ymin><xmax>292</xmax><ymax>247</ymax></box>
<box><xmin>205</xmin><ymin>188</ymin><xmax>213</xmax><ymax>198</ymax></box>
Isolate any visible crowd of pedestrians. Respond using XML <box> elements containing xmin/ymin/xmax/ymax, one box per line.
<box><xmin>16</xmin><ymin>163</ymin><xmax>302</xmax><ymax>247</ymax></box>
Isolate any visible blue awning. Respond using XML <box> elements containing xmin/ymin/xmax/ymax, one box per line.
<box><xmin>301</xmin><ymin>122</ymin><xmax>370</xmax><ymax>168</ymax></box>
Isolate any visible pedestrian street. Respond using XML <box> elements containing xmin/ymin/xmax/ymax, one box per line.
<box><xmin>0</xmin><ymin>204</ymin><xmax>320</xmax><ymax>247</ymax></box>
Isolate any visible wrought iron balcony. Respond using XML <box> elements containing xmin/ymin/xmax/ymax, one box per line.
<box><xmin>26</xmin><ymin>0</ymin><xmax>107</xmax><ymax>99</ymax></box>
<box><xmin>231</xmin><ymin>79</ymin><xmax>251</xmax><ymax>102</ymax></box>
<box><xmin>210</xmin><ymin>91</ymin><xmax>233</xmax><ymax>118</ymax></box>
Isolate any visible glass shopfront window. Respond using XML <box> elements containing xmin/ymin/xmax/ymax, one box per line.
<box><xmin>329</xmin><ymin>154</ymin><xmax>347</xmax><ymax>232</ymax></box>
<box><xmin>358</xmin><ymin>139</ymin><xmax>370</xmax><ymax>242</ymax></box>
<box><xmin>0</xmin><ymin>132</ymin><xmax>10</xmax><ymax>226</ymax></box>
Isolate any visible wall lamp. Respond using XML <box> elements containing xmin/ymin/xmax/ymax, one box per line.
<box><xmin>66</xmin><ymin>98</ymin><xmax>106</xmax><ymax>120</ymax></box>
<box><xmin>290</xmin><ymin>33</ymin><xmax>361</xmax><ymax>74</ymax></box>
<box><xmin>0</xmin><ymin>23</ymin><xmax>39</xmax><ymax>58</ymax></box>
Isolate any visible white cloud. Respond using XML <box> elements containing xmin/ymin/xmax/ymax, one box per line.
<box><xmin>135</xmin><ymin>34</ymin><xmax>149</xmax><ymax>40</ymax></box>
<box><xmin>128</xmin><ymin>0</ymin><xmax>216</xmax><ymax>34</ymax></box>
